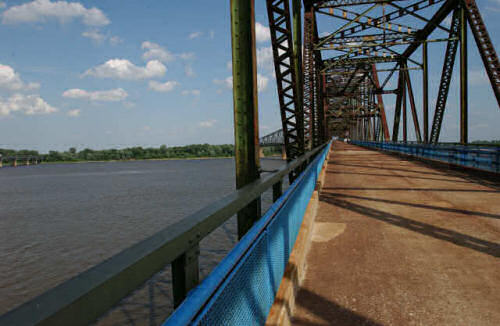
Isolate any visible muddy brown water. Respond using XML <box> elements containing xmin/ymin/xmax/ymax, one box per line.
<box><xmin>0</xmin><ymin>158</ymin><xmax>287</xmax><ymax>325</ymax></box>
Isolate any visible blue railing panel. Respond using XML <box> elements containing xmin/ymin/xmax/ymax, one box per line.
<box><xmin>163</xmin><ymin>142</ymin><xmax>331</xmax><ymax>326</ymax></box>
<box><xmin>351</xmin><ymin>141</ymin><xmax>500</xmax><ymax>173</ymax></box>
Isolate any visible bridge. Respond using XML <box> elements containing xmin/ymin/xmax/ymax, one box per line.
<box><xmin>0</xmin><ymin>155</ymin><xmax>43</xmax><ymax>168</ymax></box>
<box><xmin>1</xmin><ymin>1</ymin><xmax>499</xmax><ymax>326</ymax></box>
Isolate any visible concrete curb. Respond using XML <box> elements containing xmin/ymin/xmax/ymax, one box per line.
<box><xmin>265</xmin><ymin>147</ymin><xmax>331</xmax><ymax>326</ymax></box>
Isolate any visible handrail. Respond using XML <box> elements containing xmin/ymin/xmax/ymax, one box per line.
<box><xmin>0</xmin><ymin>143</ymin><xmax>327</xmax><ymax>326</ymax></box>
<box><xmin>351</xmin><ymin>140</ymin><xmax>500</xmax><ymax>173</ymax></box>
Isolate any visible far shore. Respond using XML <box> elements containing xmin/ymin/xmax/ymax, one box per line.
<box><xmin>1</xmin><ymin>155</ymin><xmax>284</xmax><ymax>167</ymax></box>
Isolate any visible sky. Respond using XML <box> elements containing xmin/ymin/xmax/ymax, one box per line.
<box><xmin>0</xmin><ymin>0</ymin><xmax>499</xmax><ymax>152</ymax></box>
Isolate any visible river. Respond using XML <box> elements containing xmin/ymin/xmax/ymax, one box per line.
<box><xmin>0</xmin><ymin>157</ymin><xmax>287</xmax><ymax>325</ymax></box>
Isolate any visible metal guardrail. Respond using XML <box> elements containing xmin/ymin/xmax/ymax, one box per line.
<box><xmin>351</xmin><ymin>141</ymin><xmax>500</xmax><ymax>173</ymax></box>
<box><xmin>0</xmin><ymin>144</ymin><xmax>327</xmax><ymax>326</ymax></box>
<box><xmin>164</xmin><ymin>141</ymin><xmax>331</xmax><ymax>325</ymax></box>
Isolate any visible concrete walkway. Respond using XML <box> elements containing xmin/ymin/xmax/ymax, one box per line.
<box><xmin>291</xmin><ymin>141</ymin><xmax>500</xmax><ymax>326</ymax></box>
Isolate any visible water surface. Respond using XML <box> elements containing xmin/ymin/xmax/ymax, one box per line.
<box><xmin>0</xmin><ymin>158</ymin><xmax>286</xmax><ymax>324</ymax></box>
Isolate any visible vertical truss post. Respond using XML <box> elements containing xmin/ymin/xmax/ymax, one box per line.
<box><xmin>372</xmin><ymin>64</ymin><xmax>390</xmax><ymax>141</ymax></box>
<box><xmin>392</xmin><ymin>68</ymin><xmax>404</xmax><ymax>142</ymax></box>
<box><xmin>303</xmin><ymin>5</ymin><xmax>315</xmax><ymax>149</ymax></box>
<box><xmin>423</xmin><ymin>41</ymin><xmax>429</xmax><ymax>143</ymax></box>
<box><xmin>403</xmin><ymin>62</ymin><xmax>422</xmax><ymax>143</ymax></box>
<box><xmin>460</xmin><ymin>3</ymin><xmax>468</xmax><ymax>144</ymax></box>
<box><xmin>314</xmin><ymin>41</ymin><xmax>324</xmax><ymax>146</ymax></box>
<box><xmin>322</xmin><ymin>73</ymin><xmax>328</xmax><ymax>141</ymax></box>
<box><xmin>403</xmin><ymin>69</ymin><xmax>407</xmax><ymax>143</ymax></box>
<box><xmin>231</xmin><ymin>0</ymin><xmax>261</xmax><ymax>239</ymax></box>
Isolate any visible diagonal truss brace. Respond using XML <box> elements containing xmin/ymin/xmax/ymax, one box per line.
<box><xmin>266</xmin><ymin>0</ymin><xmax>305</xmax><ymax>162</ymax></box>
<box><xmin>430</xmin><ymin>9</ymin><xmax>460</xmax><ymax>144</ymax></box>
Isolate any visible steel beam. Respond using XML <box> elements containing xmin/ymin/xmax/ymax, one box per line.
<box><xmin>392</xmin><ymin>69</ymin><xmax>403</xmax><ymax>142</ymax></box>
<box><xmin>403</xmin><ymin>62</ymin><xmax>422</xmax><ymax>143</ymax></box>
<box><xmin>403</xmin><ymin>69</ymin><xmax>407</xmax><ymax>143</ymax></box>
<box><xmin>460</xmin><ymin>4</ymin><xmax>468</xmax><ymax>144</ymax></box>
<box><xmin>293</xmin><ymin>0</ymin><xmax>303</xmax><ymax>126</ymax></box>
<box><xmin>266</xmin><ymin>0</ymin><xmax>305</xmax><ymax>172</ymax></box>
<box><xmin>423</xmin><ymin>41</ymin><xmax>429</xmax><ymax>143</ymax></box>
<box><xmin>463</xmin><ymin>0</ymin><xmax>500</xmax><ymax>107</ymax></box>
<box><xmin>371</xmin><ymin>64</ymin><xmax>389</xmax><ymax>140</ymax></box>
<box><xmin>231</xmin><ymin>0</ymin><xmax>261</xmax><ymax>239</ymax></box>
<box><xmin>430</xmin><ymin>9</ymin><xmax>460</xmax><ymax>144</ymax></box>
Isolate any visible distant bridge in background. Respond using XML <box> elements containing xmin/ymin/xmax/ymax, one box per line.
<box><xmin>260</xmin><ymin>129</ymin><xmax>284</xmax><ymax>147</ymax></box>
<box><xmin>0</xmin><ymin>155</ymin><xmax>43</xmax><ymax>168</ymax></box>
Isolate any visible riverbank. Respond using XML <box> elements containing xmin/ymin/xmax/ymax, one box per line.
<box><xmin>0</xmin><ymin>155</ymin><xmax>284</xmax><ymax>167</ymax></box>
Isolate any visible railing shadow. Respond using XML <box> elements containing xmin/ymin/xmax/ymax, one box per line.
<box><xmin>326</xmin><ymin>170</ymin><xmax>475</xmax><ymax>184</ymax></box>
<box><xmin>331</xmin><ymin>162</ymin><xmax>449</xmax><ymax>177</ymax></box>
<box><xmin>293</xmin><ymin>287</ymin><xmax>383</xmax><ymax>326</ymax></box>
<box><xmin>320</xmin><ymin>194</ymin><xmax>500</xmax><ymax>258</ymax></box>
<box><xmin>327</xmin><ymin>192</ymin><xmax>500</xmax><ymax>220</ymax></box>
<box><xmin>322</xmin><ymin>187</ymin><xmax>500</xmax><ymax>193</ymax></box>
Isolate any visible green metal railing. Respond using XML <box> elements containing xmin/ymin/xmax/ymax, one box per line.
<box><xmin>0</xmin><ymin>144</ymin><xmax>327</xmax><ymax>326</ymax></box>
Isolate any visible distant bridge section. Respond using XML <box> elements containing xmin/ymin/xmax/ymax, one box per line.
<box><xmin>0</xmin><ymin>155</ymin><xmax>43</xmax><ymax>167</ymax></box>
<box><xmin>260</xmin><ymin>129</ymin><xmax>284</xmax><ymax>147</ymax></box>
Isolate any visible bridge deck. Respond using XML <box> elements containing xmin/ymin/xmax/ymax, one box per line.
<box><xmin>291</xmin><ymin>141</ymin><xmax>500</xmax><ymax>325</ymax></box>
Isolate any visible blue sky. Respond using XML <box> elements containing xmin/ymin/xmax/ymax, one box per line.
<box><xmin>0</xmin><ymin>0</ymin><xmax>499</xmax><ymax>152</ymax></box>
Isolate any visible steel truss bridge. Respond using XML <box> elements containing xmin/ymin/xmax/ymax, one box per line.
<box><xmin>2</xmin><ymin>2</ymin><xmax>500</xmax><ymax>325</ymax></box>
<box><xmin>264</xmin><ymin>0</ymin><xmax>499</xmax><ymax>159</ymax></box>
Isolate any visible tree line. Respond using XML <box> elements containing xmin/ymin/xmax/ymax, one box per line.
<box><xmin>0</xmin><ymin>144</ymin><xmax>236</xmax><ymax>162</ymax></box>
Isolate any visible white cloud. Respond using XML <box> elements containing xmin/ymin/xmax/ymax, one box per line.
<box><xmin>67</xmin><ymin>109</ymin><xmax>80</xmax><ymax>117</ymax></box>
<box><xmin>81</xmin><ymin>30</ymin><xmax>105</xmax><ymax>42</ymax></box>
<box><xmin>179</xmin><ymin>52</ymin><xmax>195</xmax><ymax>60</ymax></box>
<box><xmin>255</xmin><ymin>22</ymin><xmax>270</xmax><ymax>43</ymax></box>
<box><xmin>148</xmin><ymin>80</ymin><xmax>179</xmax><ymax>92</ymax></box>
<box><xmin>0</xmin><ymin>64</ymin><xmax>40</xmax><ymax>91</ymax></box>
<box><xmin>0</xmin><ymin>93</ymin><xmax>57</xmax><ymax>116</ymax></box>
<box><xmin>188</xmin><ymin>31</ymin><xmax>203</xmax><ymax>39</ymax></box>
<box><xmin>225</xmin><ymin>47</ymin><xmax>274</xmax><ymax>73</ymax></box>
<box><xmin>185</xmin><ymin>65</ymin><xmax>195</xmax><ymax>77</ymax></box>
<box><xmin>2</xmin><ymin>0</ymin><xmax>110</xmax><ymax>26</ymax></box>
<box><xmin>213</xmin><ymin>74</ymin><xmax>269</xmax><ymax>92</ymax></box>
<box><xmin>62</xmin><ymin>88</ymin><xmax>128</xmax><ymax>101</ymax></box>
<box><xmin>142</xmin><ymin>41</ymin><xmax>176</xmax><ymax>63</ymax></box>
<box><xmin>141</xmin><ymin>42</ymin><xmax>193</xmax><ymax>63</ymax></box>
<box><xmin>181</xmin><ymin>89</ymin><xmax>200</xmax><ymax>96</ymax></box>
<box><xmin>109</xmin><ymin>35</ymin><xmax>123</xmax><ymax>45</ymax></box>
<box><xmin>84</xmin><ymin>59</ymin><xmax>166</xmax><ymax>80</ymax></box>
<box><xmin>257</xmin><ymin>46</ymin><xmax>274</xmax><ymax>71</ymax></box>
<box><xmin>82</xmin><ymin>30</ymin><xmax>122</xmax><ymax>45</ymax></box>
<box><xmin>199</xmin><ymin>119</ymin><xmax>216</xmax><ymax>128</ymax></box>
<box><xmin>257</xmin><ymin>74</ymin><xmax>269</xmax><ymax>92</ymax></box>
<box><xmin>213</xmin><ymin>76</ymin><xmax>234</xmax><ymax>90</ymax></box>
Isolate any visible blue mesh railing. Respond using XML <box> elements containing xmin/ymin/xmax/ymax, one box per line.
<box><xmin>351</xmin><ymin>141</ymin><xmax>500</xmax><ymax>173</ymax></box>
<box><xmin>164</xmin><ymin>141</ymin><xmax>331</xmax><ymax>325</ymax></box>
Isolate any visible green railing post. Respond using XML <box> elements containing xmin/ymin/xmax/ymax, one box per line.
<box><xmin>230</xmin><ymin>0</ymin><xmax>261</xmax><ymax>239</ymax></box>
<box><xmin>272</xmin><ymin>180</ymin><xmax>283</xmax><ymax>202</ymax></box>
<box><xmin>172</xmin><ymin>244</ymin><xmax>200</xmax><ymax>307</ymax></box>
